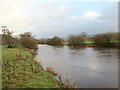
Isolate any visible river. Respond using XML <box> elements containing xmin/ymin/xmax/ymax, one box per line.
<box><xmin>35</xmin><ymin>44</ymin><xmax>118</xmax><ymax>88</ymax></box>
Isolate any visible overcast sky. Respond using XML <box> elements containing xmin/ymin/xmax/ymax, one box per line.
<box><xmin>0</xmin><ymin>0</ymin><xmax>118</xmax><ymax>38</ymax></box>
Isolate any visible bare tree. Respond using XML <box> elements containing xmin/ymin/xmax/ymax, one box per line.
<box><xmin>1</xmin><ymin>26</ymin><xmax>19</xmax><ymax>47</ymax></box>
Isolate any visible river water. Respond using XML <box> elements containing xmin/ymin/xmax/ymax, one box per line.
<box><xmin>35</xmin><ymin>44</ymin><xmax>118</xmax><ymax>88</ymax></box>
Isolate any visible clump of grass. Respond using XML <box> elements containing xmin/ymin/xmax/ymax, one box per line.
<box><xmin>14</xmin><ymin>53</ymin><xmax>31</xmax><ymax>61</ymax></box>
<box><xmin>64</xmin><ymin>80</ymin><xmax>78</xmax><ymax>89</ymax></box>
<box><xmin>46</xmin><ymin>67</ymin><xmax>58</xmax><ymax>76</ymax></box>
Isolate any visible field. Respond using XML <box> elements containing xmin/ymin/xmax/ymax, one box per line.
<box><xmin>2</xmin><ymin>46</ymin><xmax>64</xmax><ymax>88</ymax></box>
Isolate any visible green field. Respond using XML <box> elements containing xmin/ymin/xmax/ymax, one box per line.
<box><xmin>2</xmin><ymin>46</ymin><xmax>64</xmax><ymax>88</ymax></box>
<box><xmin>64</xmin><ymin>40</ymin><xmax>119</xmax><ymax>45</ymax></box>
<box><xmin>63</xmin><ymin>41</ymin><xmax>94</xmax><ymax>45</ymax></box>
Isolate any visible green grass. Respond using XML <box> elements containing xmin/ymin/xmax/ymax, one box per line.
<box><xmin>84</xmin><ymin>41</ymin><xmax>94</xmax><ymax>44</ymax></box>
<box><xmin>63</xmin><ymin>40</ymin><xmax>119</xmax><ymax>46</ymax></box>
<box><xmin>2</xmin><ymin>46</ymin><xmax>64</xmax><ymax>88</ymax></box>
<box><xmin>63</xmin><ymin>42</ymin><xmax>69</xmax><ymax>45</ymax></box>
<box><xmin>63</xmin><ymin>41</ymin><xmax>94</xmax><ymax>45</ymax></box>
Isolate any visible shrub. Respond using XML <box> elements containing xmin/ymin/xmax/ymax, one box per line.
<box><xmin>2</xmin><ymin>35</ymin><xmax>20</xmax><ymax>48</ymax></box>
<box><xmin>93</xmin><ymin>32</ymin><xmax>119</xmax><ymax>48</ymax></box>
<box><xmin>68</xmin><ymin>34</ymin><xmax>85</xmax><ymax>46</ymax></box>
<box><xmin>1</xmin><ymin>27</ymin><xmax>20</xmax><ymax>47</ymax></box>
<box><xmin>38</xmin><ymin>38</ymin><xmax>47</xmax><ymax>44</ymax></box>
<box><xmin>46</xmin><ymin>36</ymin><xmax>64</xmax><ymax>46</ymax></box>
<box><xmin>20</xmin><ymin>36</ymin><xmax>37</xmax><ymax>50</ymax></box>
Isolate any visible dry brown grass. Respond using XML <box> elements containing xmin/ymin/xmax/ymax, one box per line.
<box><xmin>34</xmin><ymin>59</ymin><xmax>41</xmax><ymax>65</ymax></box>
<box><xmin>46</xmin><ymin>67</ymin><xmax>78</xmax><ymax>89</ymax></box>
<box><xmin>64</xmin><ymin>79</ymin><xmax>78</xmax><ymax>89</ymax></box>
<box><xmin>46</xmin><ymin>67</ymin><xmax>58</xmax><ymax>76</ymax></box>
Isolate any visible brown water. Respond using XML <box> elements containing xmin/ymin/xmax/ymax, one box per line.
<box><xmin>35</xmin><ymin>44</ymin><xmax>118</xmax><ymax>88</ymax></box>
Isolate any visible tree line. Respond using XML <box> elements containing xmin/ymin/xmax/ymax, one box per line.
<box><xmin>1</xmin><ymin>26</ymin><xmax>37</xmax><ymax>50</ymax></box>
<box><xmin>38</xmin><ymin>32</ymin><xmax>119</xmax><ymax>48</ymax></box>
<box><xmin>1</xmin><ymin>26</ymin><xmax>119</xmax><ymax>49</ymax></box>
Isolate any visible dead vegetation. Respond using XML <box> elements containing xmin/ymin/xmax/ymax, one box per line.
<box><xmin>46</xmin><ymin>67</ymin><xmax>58</xmax><ymax>76</ymax></box>
<box><xmin>34</xmin><ymin>59</ymin><xmax>41</xmax><ymax>65</ymax></box>
<box><xmin>64</xmin><ymin>79</ymin><xmax>78</xmax><ymax>89</ymax></box>
<box><xmin>46</xmin><ymin>67</ymin><xmax>78</xmax><ymax>89</ymax></box>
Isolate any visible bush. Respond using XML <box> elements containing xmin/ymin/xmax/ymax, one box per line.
<box><xmin>93</xmin><ymin>32</ymin><xmax>119</xmax><ymax>48</ymax></box>
<box><xmin>20</xmin><ymin>36</ymin><xmax>37</xmax><ymax>50</ymax></box>
<box><xmin>1</xmin><ymin>28</ymin><xmax>20</xmax><ymax>47</ymax></box>
<box><xmin>38</xmin><ymin>38</ymin><xmax>47</xmax><ymax>44</ymax></box>
<box><xmin>68</xmin><ymin>34</ymin><xmax>85</xmax><ymax>46</ymax></box>
<box><xmin>2</xmin><ymin>35</ymin><xmax>20</xmax><ymax>48</ymax></box>
<box><xmin>46</xmin><ymin>36</ymin><xmax>64</xmax><ymax>46</ymax></box>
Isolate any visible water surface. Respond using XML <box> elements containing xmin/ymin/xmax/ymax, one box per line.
<box><xmin>35</xmin><ymin>44</ymin><xmax>118</xmax><ymax>88</ymax></box>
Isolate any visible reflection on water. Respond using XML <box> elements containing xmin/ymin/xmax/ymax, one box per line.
<box><xmin>35</xmin><ymin>44</ymin><xmax>118</xmax><ymax>88</ymax></box>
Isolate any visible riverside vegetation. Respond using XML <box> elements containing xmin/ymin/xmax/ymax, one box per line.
<box><xmin>1</xmin><ymin>26</ymin><xmax>76</xmax><ymax>88</ymax></box>
<box><xmin>1</xmin><ymin>27</ymin><xmax>62</xmax><ymax>88</ymax></box>
<box><xmin>2</xmin><ymin>45</ymin><xmax>78</xmax><ymax>88</ymax></box>
<box><xmin>2</xmin><ymin>45</ymin><xmax>64</xmax><ymax>88</ymax></box>
<box><xmin>38</xmin><ymin>32</ymin><xmax>119</xmax><ymax>48</ymax></box>
<box><xmin>1</xmin><ymin>26</ymin><xmax>119</xmax><ymax>88</ymax></box>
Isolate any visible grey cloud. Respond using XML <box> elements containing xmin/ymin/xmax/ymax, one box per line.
<box><xmin>0</xmin><ymin>1</ymin><xmax>118</xmax><ymax>38</ymax></box>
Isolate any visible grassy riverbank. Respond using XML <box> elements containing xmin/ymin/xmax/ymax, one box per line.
<box><xmin>2</xmin><ymin>46</ymin><xmax>64</xmax><ymax>88</ymax></box>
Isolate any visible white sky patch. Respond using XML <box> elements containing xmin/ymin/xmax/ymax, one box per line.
<box><xmin>81</xmin><ymin>11</ymin><xmax>102</xmax><ymax>19</ymax></box>
<box><xmin>30</xmin><ymin>0</ymin><xmax>119</xmax><ymax>2</ymax></box>
<box><xmin>0</xmin><ymin>1</ymin><xmax>117</xmax><ymax>38</ymax></box>
<box><xmin>72</xmin><ymin>16</ymin><xmax>81</xmax><ymax>22</ymax></box>
<box><xmin>38</xmin><ymin>4</ymin><xmax>54</xmax><ymax>12</ymax></box>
